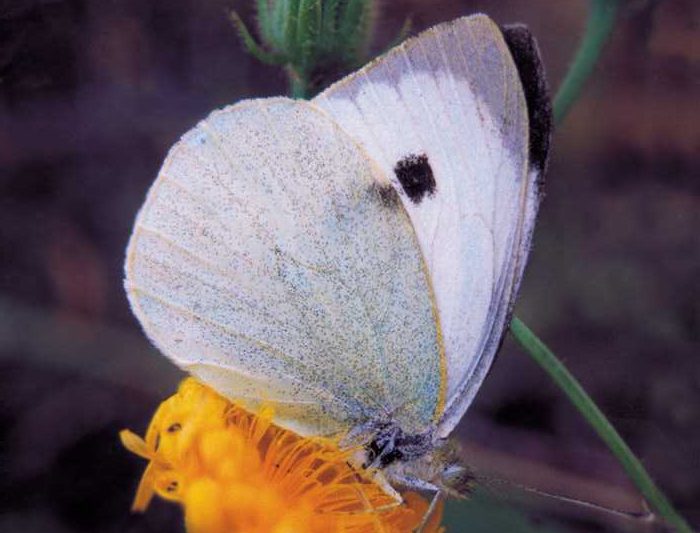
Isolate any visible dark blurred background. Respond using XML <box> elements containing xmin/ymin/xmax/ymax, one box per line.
<box><xmin>0</xmin><ymin>1</ymin><xmax>697</xmax><ymax>532</ymax></box>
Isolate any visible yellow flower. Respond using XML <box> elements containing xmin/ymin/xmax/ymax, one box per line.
<box><xmin>121</xmin><ymin>379</ymin><xmax>444</xmax><ymax>533</ymax></box>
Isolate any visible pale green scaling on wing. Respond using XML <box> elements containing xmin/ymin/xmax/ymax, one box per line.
<box><xmin>125</xmin><ymin>98</ymin><xmax>445</xmax><ymax>437</ymax></box>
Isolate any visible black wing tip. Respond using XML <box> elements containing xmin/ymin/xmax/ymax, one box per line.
<box><xmin>500</xmin><ymin>24</ymin><xmax>553</xmax><ymax>178</ymax></box>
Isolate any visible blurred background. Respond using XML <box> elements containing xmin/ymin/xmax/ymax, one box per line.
<box><xmin>0</xmin><ymin>0</ymin><xmax>697</xmax><ymax>531</ymax></box>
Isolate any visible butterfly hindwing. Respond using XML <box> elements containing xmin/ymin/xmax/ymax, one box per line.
<box><xmin>125</xmin><ymin>98</ymin><xmax>444</xmax><ymax>437</ymax></box>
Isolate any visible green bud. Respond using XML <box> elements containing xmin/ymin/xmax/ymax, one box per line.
<box><xmin>231</xmin><ymin>0</ymin><xmax>380</xmax><ymax>98</ymax></box>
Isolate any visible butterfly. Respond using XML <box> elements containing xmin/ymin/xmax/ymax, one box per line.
<box><xmin>124</xmin><ymin>13</ymin><xmax>552</xmax><ymax>503</ymax></box>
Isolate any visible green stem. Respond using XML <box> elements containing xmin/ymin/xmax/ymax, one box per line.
<box><xmin>513</xmin><ymin>2</ymin><xmax>691</xmax><ymax>530</ymax></box>
<box><xmin>510</xmin><ymin>318</ymin><xmax>693</xmax><ymax>532</ymax></box>
<box><xmin>553</xmin><ymin>0</ymin><xmax>619</xmax><ymax>125</ymax></box>
<box><xmin>288</xmin><ymin>67</ymin><xmax>310</xmax><ymax>98</ymax></box>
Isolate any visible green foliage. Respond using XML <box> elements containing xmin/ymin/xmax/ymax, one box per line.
<box><xmin>231</xmin><ymin>0</ymin><xmax>379</xmax><ymax>98</ymax></box>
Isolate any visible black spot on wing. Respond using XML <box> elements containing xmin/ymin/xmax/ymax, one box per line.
<box><xmin>368</xmin><ymin>182</ymin><xmax>400</xmax><ymax>209</ymax></box>
<box><xmin>500</xmin><ymin>24</ymin><xmax>553</xmax><ymax>176</ymax></box>
<box><xmin>393</xmin><ymin>154</ymin><xmax>436</xmax><ymax>204</ymax></box>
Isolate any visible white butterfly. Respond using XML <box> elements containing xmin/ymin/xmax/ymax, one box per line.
<box><xmin>124</xmin><ymin>13</ymin><xmax>551</xmax><ymax>500</ymax></box>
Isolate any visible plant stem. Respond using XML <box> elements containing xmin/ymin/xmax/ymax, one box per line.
<box><xmin>510</xmin><ymin>318</ymin><xmax>693</xmax><ymax>532</ymax></box>
<box><xmin>513</xmin><ymin>2</ymin><xmax>691</xmax><ymax>530</ymax></box>
<box><xmin>288</xmin><ymin>67</ymin><xmax>310</xmax><ymax>99</ymax></box>
<box><xmin>553</xmin><ymin>0</ymin><xmax>619</xmax><ymax>125</ymax></box>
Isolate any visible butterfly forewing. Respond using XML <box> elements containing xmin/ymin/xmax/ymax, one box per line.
<box><xmin>313</xmin><ymin>14</ymin><xmax>546</xmax><ymax>436</ymax></box>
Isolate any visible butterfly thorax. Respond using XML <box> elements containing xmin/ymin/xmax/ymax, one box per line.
<box><xmin>363</xmin><ymin>422</ymin><xmax>435</xmax><ymax>469</ymax></box>
<box><xmin>384</xmin><ymin>437</ymin><xmax>475</xmax><ymax>498</ymax></box>
<box><xmin>358</xmin><ymin>422</ymin><xmax>474</xmax><ymax>498</ymax></box>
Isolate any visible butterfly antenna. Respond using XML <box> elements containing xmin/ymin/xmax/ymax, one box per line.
<box><xmin>480</xmin><ymin>475</ymin><xmax>657</xmax><ymax>525</ymax></box>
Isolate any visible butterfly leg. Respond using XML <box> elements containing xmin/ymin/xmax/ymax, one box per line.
<box><xmin>371</xmin><ymin>470</ymin><xmax>404</xmax><ymax>504</ymax></box>
<box><xmin>414</xmin><ymin>490</ymin><xmax>442</xmax><ymax>533</ymax></box>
